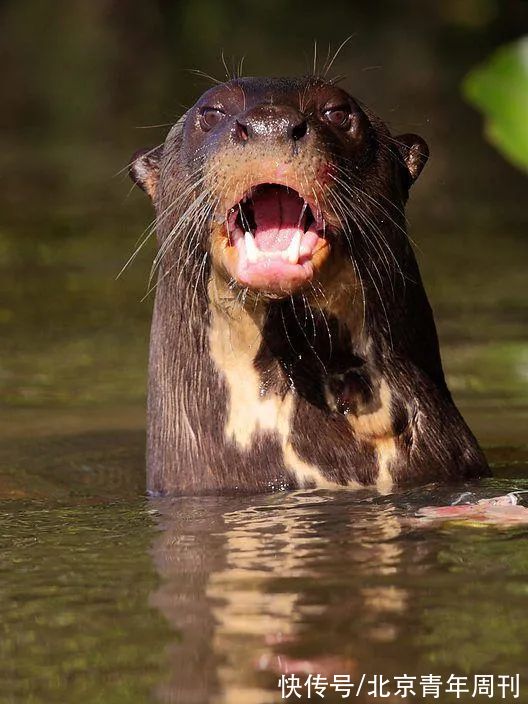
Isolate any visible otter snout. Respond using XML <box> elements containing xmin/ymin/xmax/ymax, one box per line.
<box><xmin>233</xmin><ymin>105</ymin><xmax>309</xmax><ymax>145</ymax></box>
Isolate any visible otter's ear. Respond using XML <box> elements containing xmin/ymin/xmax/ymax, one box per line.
<box><xmin>129</xmin><ymin>146</ymin><xmax>163</xmax><ymax>200</ymax></box>
<box><xmin>394</xmin><ymin>134</ymin><xmax>429</xmax><ymax>187</ymax></box>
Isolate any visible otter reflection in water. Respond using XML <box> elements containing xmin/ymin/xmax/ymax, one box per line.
<box><xmin>150</xmin><ymin>491</ymin><xmax>528</xmax><ymax>703</ymax></box>
<box><xmin>129</xmin><ymin>76</ymin><xmax>488</xmax><ymax>494</ymax></box>
<box><xmin>149</xmin><ymin>492</ymin><xmax>417</xmax><ymax>704</ymax></box>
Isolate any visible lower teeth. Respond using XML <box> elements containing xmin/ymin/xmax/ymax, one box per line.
<box><xmin>244</xmin><ymin>230</ymin><xmax>301</xmax><ymax>265</ymax></box>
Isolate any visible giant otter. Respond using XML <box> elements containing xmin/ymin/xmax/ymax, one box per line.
<box><xmin>129</xmin><ymin>76</ymin><xmax>489</xmax><ymax>495</ymax></box>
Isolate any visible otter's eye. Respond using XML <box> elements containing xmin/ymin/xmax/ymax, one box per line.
<box><xmin>323</xmin><ymin>105</ymin><xmax>351</xmax><ymax>129</ymax></box>
<box><xmin>199</xmin><ymin>107</ymin><xmax>225</xmax><ymax>131</ymax></box>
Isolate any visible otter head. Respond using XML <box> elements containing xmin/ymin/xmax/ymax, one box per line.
<box><xmin>130</xmin><ymin>77</ymin><xmax>428</xmax><ymax>301</ymax></box>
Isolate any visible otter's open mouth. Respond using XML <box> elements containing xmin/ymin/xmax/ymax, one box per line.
<box><xmin>223</xmin><ymin>184</ymin><xmax>329</xmax><ymax>294</ymax></box>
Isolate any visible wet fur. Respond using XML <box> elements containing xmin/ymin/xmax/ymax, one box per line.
<box><xmin>130</xmin><ymin>76</ymin><xmax>489</xmax><ymax>495</ymax></box>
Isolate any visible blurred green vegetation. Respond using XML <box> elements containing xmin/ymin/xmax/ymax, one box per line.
<box><xmin>465</xmin><ymin>36</ymin><xmax>528</xmax><ymax>172</ymax></box>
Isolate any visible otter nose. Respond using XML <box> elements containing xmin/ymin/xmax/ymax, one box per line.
<box><xmin>234</xmin><ymin>105</ymin><xmax>308</xmax><ymax>144</ymax></box>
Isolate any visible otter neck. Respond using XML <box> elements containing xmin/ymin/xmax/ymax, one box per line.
<box><xmin>206</xmin><ymin>271</ymin><xmax>373</xmax><ymax>407</ymax></box>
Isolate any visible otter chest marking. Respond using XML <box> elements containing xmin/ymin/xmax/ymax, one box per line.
<box><xmin>207</xmin><ymin>299</ymin><xmax>288</xmax><ymax>448</ymax></box>
<box><xmin>208</xmin><ymin>295</ymin><xmax>342</xmax><ymax>488</ymax></box>
<box><xmin>207</xmin><ymin>278</ymin><xmax>399</xmax><ymax>490</ymax></box>
<box><xmin>325</xmin><ymin>368</ymin><xmax>398</xmax><ymax>491</ymax></box>
<box><xmin>345</xmin><ymin>379</ymin><xmax>397</xmax><ymax>492</ymax></box>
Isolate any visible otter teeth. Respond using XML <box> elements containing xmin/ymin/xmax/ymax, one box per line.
<box><xmin>284</xmin><ymin>230</ymin><xmax>302</xmax><ymax>264</ymax></box>
<box><xmin>244</xmin><ymin>231</ymin><xmax>260</xmax><ymax>264</ymax></box>
<box><xmin>244</xmin><ymin>229</ymin><xmax>302</xmax><ymax>265</ymax></box>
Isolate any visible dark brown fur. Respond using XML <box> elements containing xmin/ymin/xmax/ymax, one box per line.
<box><xmin>129</xmin><ymin>76</ymin><xmax>489</xmax><ymax>495</ymax></box>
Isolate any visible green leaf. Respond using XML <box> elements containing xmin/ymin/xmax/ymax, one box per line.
<box><xmin>464</xmin><ymin>37</ymin><xmax>528</xmax><ymax>173</ymax></box>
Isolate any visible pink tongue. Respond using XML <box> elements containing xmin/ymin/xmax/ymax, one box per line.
<box><xmin>252</xmin><ymin>188</ymin><xmax>303</xmax><ymax>251</ymax></box>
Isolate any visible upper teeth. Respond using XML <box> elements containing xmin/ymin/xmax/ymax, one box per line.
<box><xmin>244</xmin><ymin>230</ymin><xmax>302</xmax><ymax>265</ymax></box>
